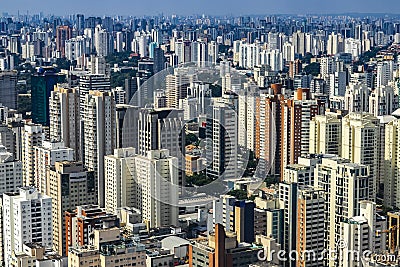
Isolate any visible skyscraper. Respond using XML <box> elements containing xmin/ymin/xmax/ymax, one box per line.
<box><xmin>78</xmin><ymin>74</ymin><xmax>111</xmax><ymax>114</ymax></box>
<box><xmin>124</xmin><ymin>76</ymin><xmax>139</xmax><ymax>105</ymax></box>
<box><xmin>341</xmin><ymin>113</ymin><xmax>379</xmax><ymax>197</ymax></box>
<box><xmin>22</xmin><ymin>124</ymin><xmax>44</xmax><ymax>186</ymax></box>
<box><xmin>104</xmin><ymin>148</ymin><xmax>137</xmax><ymax>213</ymax></box>
<box><xmin>153</xmin><ymin>47</ymin><xmax>165</xmax><ymax>74</ymax></box>
<box><xmin>238</xmin><ymin>83</ymin><xmax>258</xmax><ymax>153</ymax></box>
<box><xmin>94</xmin><ymin>25</ymin><xmax>113</xmax><ymax>57</ymax></box>
<box><xmin>309</xmin><ymin>113</ymin><xmax>342</xmax><ymax>155</ymax></box>
<box><xmin>296</xmin><ymin>186</ymin><xmax>325</xmax><ymax>267</ymax></box>
<box><xmin>82</xmin><ymin>91</ymin><xmax>116</xmax><ymax>207</ymax></box>
<box><xmin>281</xmin><ymin>89</ymin><xmax>323</xmax><ymax>174</ymax></box>
<box><xmin>49</xmin><ymin>85</ymin><xmax>80</xmax><ymax>159</ymax></box>
<box><xmin>48</xmin><ymin>161</ymin><xmax>97</xmax><ymax>256</ymax></box>
<box><xmin>31</xmin><ymin>67</ymin><xmax>66</xmax><ymax>126</ymax></box>
<box><xmin>256</xmin><ymin>84</ymin><xmax>284</xmax><ymax>177</ymax></box>
<box><xmin>0</xmin><ymin>71</ymin><xmax>17</xmax><ymax>109</ymax></box>
<box><xmin>56</xmin><ymin>25</ymin><xmax>72</xmax><ymax>57</ymax></box>
<box><xmin>34</xmin><ymin>140</ymin><xmax>74</xmax><ymax>194</ymax></box>
<box><xmin>76</xmin><ymin>14</ymin><xmax>85</xmax><ymax>35</ymax></box>
<box><xmin>136</xmin><ymin>108</ymin><xmax>185</xmax><ymax>188</ymax></box>
<box><xmin>3</xmin><ymin>187</ymin><xmax>52</xmax><ymax>267</ymax></box>
<box><xmin>134</xmin><ymin>150</ymin><xmax>179</xmax><ymax>228</ymax></box>
<box><xmin>0</xmin><ymin>145</ymin><xmax>22</xmax><ymax>193</ymax></box>
<box><xmin>278</xmin><ymin>181</ymin><xmax>298</xmax><ymax>267</ymax></box>
<box><xmin>166</xmin><ymin>72</ymin><xmax>193</xmax><ymax>108</ymax></box>
<box><xmin>384</xmin><ymin>118</ymin><xmax>400</xmax><ymax>207</ymax></box>
<box><xmin>206</xmin><ymin>101</ymin><xmax>238</xmax><ymax>181</ymax></box>
<box><xmin>315</xmin><ymin>157</ymin><xmax>374</xmax><ymax>261</ymax></box>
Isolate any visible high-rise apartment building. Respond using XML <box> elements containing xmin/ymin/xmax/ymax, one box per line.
<box><xmin>22</xmin><ymin>124</ymin><xmax>44</xmax><ymax>186</ymax></box>
<box><xmin>166</xmin><ymin>72</ymin><xmax>192</xmax><ymax>108</ymax></box>
<box><xmin>329</xmin><ymin>71</ymin><xmax>347</xmax><ymax>97</ymax></box>
<box><xmin>49</xmin><ymin>85</ymin><xmax>80</xmax><ymax>159</ymax></box>
<box><xmin>281</xmin><ymin>89</ymin><xmax>323</xmax><ymax>175</ymax></box>
<box><xmin>78</xmin><ymin>74</ymin><xmax>111</xmax><ymax>114</ymax></box>
<box><xmin>56</xmin><ymin>25</ymin><xmax>72</xmax><ymax>57</ymax></box>
<box><xmin>383</xmin><ymin>118</ymin><xmax>400</xmax><ymax>207</ymax></box>
<box><xmin>256</xmin><ymin>84</ymin><xmax>284</xmax><ymax>177</ymax></box>
<box><xmin>340</xmin><ymin>201</ymin><xmax>386</xmax><ymax>267</ymax></box>
<box><xmin>376</xmin><ymin>60</ymin><xmax>394</xmax><ymax>88</ymax></box>
<box><xmin>296</xmin><ymin>186</ymin><xmax>325</xmax><ymax>267</ymax></box>
<box><xmin>369</xmin><ymin>85</ymin><xmax>397</xmax><ymax>116</ymax></box>
<box><xmin>94</xmin><ymin>25</ymin><xmax>113</xmax><ymax>57</ymax></box>
<box><xmin>206</xmin><ymin>101</ymin><xmax>238</xmax><ymax>181</ymax></box>
<box><xmin>136</xmin><ymin>108</ymin><xmax>185</xmax><ymax>188</ymax></box>
<box><xmin>344</xmin><ymin>83</ymin><xmax>370</xmax><ymax>113</ymax></box>
<box><xmin>82</xmin><ymin>91</ymin><xmax>116</xmax><ymax>207</ymax></box>
<box><xmin>309</xmin><ymin>113</ymin><xmax>342</xmax><ymax>155</ymax></box>
<box><xmin>327</xmin><ymin>32</ymin><xmax>344</xmax><ymax>55</ymax></box>
<box><xmin>283</xmin><ymin>163</ymin><xmax>314</xmax><ymax>186</ymax></box>
<box><xmin>0</xmin><ymin>145</ymin><xmax>22</xmax><ymax>193</ymax></box>
<box><xmin>104</xmin><ymin>148</ymin><xmax>136</xmax><ymax>213</ymax></box>
<box><xmin>5</xmin><ymin>116</ymin><xmax>23</xmax><ymax>161</ymax></box>
<box><xmin>376</xmin><ymin>115</ymin><xmax>396</xmax><ymax>200</ymax></box>
<box><xmin>3</xmin><ymin>187</ymin><xmax>52</xmax><ymax>267</ymax></box>
<box><xmin>0</xmin><ymin>124</ymin><xmax>14</xmax><ymax>156</ymax></box>
<box><xmin>48</xmin><ymin>161</ymin><xmax>97</xmax><ymax>256</ymax></box>
<box><xmin>134</xmin><ymin>150</ymin><xmax>179</xmax><ymax>228</ymax></box>
<box><xmin>341</xmin><ymin>113</ymin><xmax>379</xmax><ymax>197</ymax></box>
<box><xmin>238</xmin><ymin>83</ymin><xmax>258</xmax><ymax>152</ymax></box>
<box><xmin>292</xmin><ymin>31</ymin><xmax>306</xmax><ymax>56</ymax></box>
<box><xmin>314</xmin><ymin>157</ymin><xmax>374</xmax><ymax>259</ymax></box>
<box><xmin>34</xmin><ymin>141</ymin><xmax>74</xmax><ymax>194</ymax></box>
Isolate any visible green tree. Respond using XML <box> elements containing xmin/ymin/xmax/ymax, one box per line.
<box><xmin>302</xmin><ymin>53</ymin><xmax>314</xmax><ymax>64</ymax></box>
<box><xmin>185</xmin><ymin>133</ymin><xmax>199</xmax><ymax>146</ymax></box>
<box><xmin>17</xmin><ymin>94</ymin><xmax>32</xmax><ymax>118</ymax></box>
<box><xmin>186</xmin><ymin>172</ymin><xmax>213</xmax><ymax>187</ymax></box>
<box><xmin>304</xmin><ymin>62</ymin><xmax>320</xmax><ymax>76</ymax></box>
<box><xmin>55</xmin><ymin>58</ymin><xmax>71</xmax><ymax>70</ymax></box>
<box><xmin>110</xmin><ymin>70</ymin><xmax>137</xmax><ymax>88</ymax></box>
<box><xmin>106</xmin><ymin>51</ymin><xmax>139</xmax><ymax>66</ymax></box>
<box><xmin>227</xmin><ymin>189</ymin><xmax>248</xmax><ymax>200</ymax></box>
<box><xmin>265</xmin><ymin>175</ymin><xmax>278</xmax><ymax>187</ymax></box>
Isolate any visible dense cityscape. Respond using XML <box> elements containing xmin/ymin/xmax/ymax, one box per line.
<box><xmin>1</xmin><ymin>8</ymin><xmax>400</xmax><ymax>267</ymax></box>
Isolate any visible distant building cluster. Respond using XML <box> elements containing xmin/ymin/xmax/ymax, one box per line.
<box><xmin>1</xmin><ymin>11</ymin><xmax>400</xmax><ymax>267</ymax></box>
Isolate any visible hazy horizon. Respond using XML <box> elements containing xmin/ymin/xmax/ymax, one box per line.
<box><xmin>1</xmin><ymin>0</ymin><xmax>400</xmax><ymax>17</ymax></box>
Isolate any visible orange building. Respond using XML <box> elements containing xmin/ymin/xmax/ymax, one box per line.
<box><xmin>65</xmin><ymin>205</ymin><xmax>119</xmax><ymax>255</ymax></box>
<box><xmin>188</xmin><ymin>224</ymin><xmax>262</xmax><ymax>267</ymax></box>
